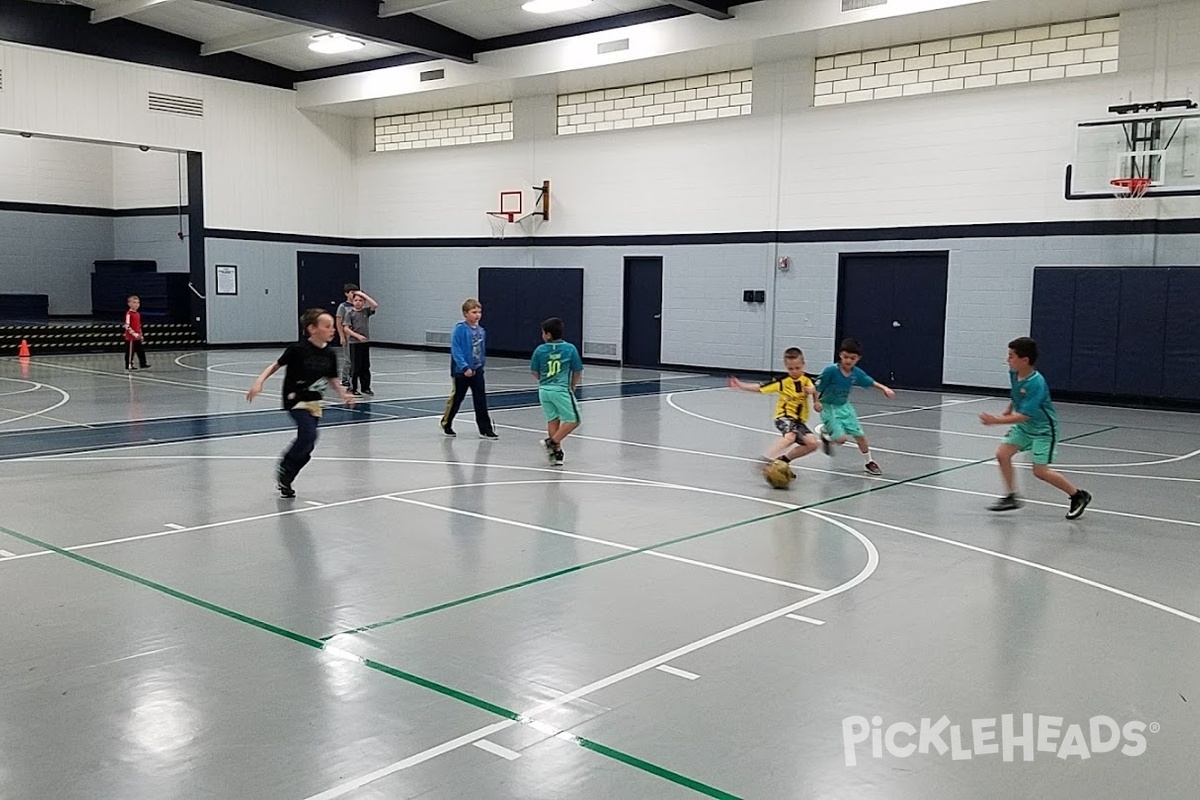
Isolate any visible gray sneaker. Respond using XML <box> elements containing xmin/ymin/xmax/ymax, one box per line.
<box><xmin>988</xmin><ymin>494</ymin><xmax>1021</xmax><ymax>512</ymax></box>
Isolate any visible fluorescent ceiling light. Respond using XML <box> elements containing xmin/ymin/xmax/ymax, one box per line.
<box><xmin>522</xmin><ymin>0</ymin><xmax>593</xmax><ymax>13</ymax></box>
<box><xmin>309</xmin><ymin>33</ymin><xmax>366</xmax><ymax>54</ymax></box>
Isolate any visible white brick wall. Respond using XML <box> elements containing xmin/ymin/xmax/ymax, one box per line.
<box><xmin>814</xmin><ymin>16</ymin><xmax>1119</xmax><ymax>106</ymax></box>
<box><xmin>374</xmin><ymin>102</ymin><xmax>514</xmax><ymax>151</ymax></box>
<box><xmin>557</xmin><ymin>70</ymin><xmax>752</xmax><ymax>136</ymax></box>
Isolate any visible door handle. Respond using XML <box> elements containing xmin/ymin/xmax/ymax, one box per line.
<box><xmin>653</xmin><ymin>314</ymin><xmax>662</xmax><ymax>319</ymax></box>
<box><xmin>892</xmin><ymin>320</ymin><xmax>901</xmax><ymax>328</ymax></box>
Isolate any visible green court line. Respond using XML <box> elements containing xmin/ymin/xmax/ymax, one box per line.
<box><xmin>322</xmin><ymin>424</ymin><xmax>1120</xmax><ymax>640</ymax></box>
<box><xmin>0</xmin><ymin>521</ymin><xmax>739</xmax><ymax>800</ymax></box>
<box><xmin>0</xmin><ymin>424</ymin><xmax>1118</xmax><ymax>798</ymax></box>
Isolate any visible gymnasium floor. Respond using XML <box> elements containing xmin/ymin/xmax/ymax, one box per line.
<box><xmin>0</xmin><ymin>348</ymin><xmax>1197</xmax><ymax>799</ymax></box>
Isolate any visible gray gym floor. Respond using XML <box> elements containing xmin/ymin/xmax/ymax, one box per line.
<box><xmin>1</xmin><ymin>348</ymin><xmax>1197</xmax><ymax>799</ymax></box>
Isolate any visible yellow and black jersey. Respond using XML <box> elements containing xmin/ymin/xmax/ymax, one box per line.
<box><xmin>758</xmin><ymin>374</ymin><xmax>813</xmax><ymax>423</ymax></box>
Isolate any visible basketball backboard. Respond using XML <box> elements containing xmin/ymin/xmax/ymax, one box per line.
<box><xmin>1067</xmin><ymin>103</ymin><xmax>1200</xmax><ymax>199</ymax></box>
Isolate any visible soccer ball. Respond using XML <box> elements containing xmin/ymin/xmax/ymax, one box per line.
<box><xmin>764</xmin><ymin>459</ymin><xmax>795</xmax><ymax>489</ymax></box>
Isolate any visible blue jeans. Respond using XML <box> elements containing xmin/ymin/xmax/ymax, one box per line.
<box><xmin>279</xmin><ymin>409</ymin><xmax>320</xmax><ymax>484</ymax></box>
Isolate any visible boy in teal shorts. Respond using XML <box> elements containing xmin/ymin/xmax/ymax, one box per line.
<box><xmin>980</xmin><ymin>336</ymin><xmax>1092</xmax><ymax>518</ymax></box>
<box><xmin>530</xmin><ymin>317</ymin><xmax>583</xmax><ymax>466</ymax></box>
<box><xmin>814</xmin><ymin>338</ymin><xmax>895</xmax><ymax>475</ymax></box>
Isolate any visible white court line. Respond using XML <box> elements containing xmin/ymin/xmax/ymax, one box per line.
<box><xmin>0</xmin><ymin>550</ymin><xmax>15</xmax><ymax>558</ymax></box>
<box><xmin>664</xmin><ymin>392</ymin><xmax>1200</xmax><ymax>471</ymax></box>
<box><xmin>857</xmin><ymin>396</ymin><xmax>992</xmax><ymax>420</ymax></box>
<box><xmin>861</xmin><ymin>419</ymin><xmax>1176</xmax><ymax>457</ymax></box>
<box><xmin>495</xmin><ymin>423</ymin><xmax>1200</xmax><ymax>528</ymax></box>
<box><xmin>655</xmin><ymin>664</ymin><xmax>700</xmax><ymax>680</ymax></box>
<box><xmin>667</xmin><ymin>393</ymin><xmax>984</xmax><ymax>462</ymax></box>
<box><xmin>384</xmin><ymin>494</ymin><xmax>826</xmax><ymax>594</ymax></box>
<box><xmin>785</xmin><ymin>613</ymin><xmax>825</xmax><ymax>625</ymax></box>
<box><xmin>821</xmin><ymin>510</ymin><xmax>1200</xmax><ymax>626</ymax></box>
<box><xmin>0</xmin><ymin>382</ymin><xmax>71</xmax><ymax>427</ymax></box>
<box><xmin>163</xmin><ymin>523</ymin><xmax>186</xmax><ymax>531</ymax></box>
<box><xmin>23</xmin><ymin>359</ymin><xmax>247</xmax><ymax>396</ymax></box>
<box><xmin>303</xmin><ymin>511</ymin><xmax>878</xmax><ymax>800</ymax></box>
<box><xmin>472</xmin><ymin>740</ymin><xmax>521</xmax><ymax>761</ymax></box>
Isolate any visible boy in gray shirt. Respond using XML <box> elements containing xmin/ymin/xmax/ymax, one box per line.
<box><xmin>334</xmin><ymin>283</ymin><xmax>357</xmax><ymax>387</ymax></box>
<box><xmin>343</xmin><ymin>289</ymin><xmax>378</xmax><ymax>396</ymax></box>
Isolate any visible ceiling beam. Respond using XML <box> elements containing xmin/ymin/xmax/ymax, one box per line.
<box><xmin>378</xmin><ymin>0</ymin><xmax>457</xmax><ymax>17</ymax></box>
<box><xmin>90</xmin><ymin>0</ymin><xmax>178</xmax><ymax>25</ymax></box>
<box><xmin>661</xmin><ymin>0</ymin><xmax>733</xmax><ymax>20</ymax></box>
<box><xmin>191</xmin><ymin>0</ymin><xmax>478</xmax><ymax>63</ymax></box>
<box><xmin>199</xmin><ymin>21</ymin><xmax>308</xmax><ymax>56</ymax></box>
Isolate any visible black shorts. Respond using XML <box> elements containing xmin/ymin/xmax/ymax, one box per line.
<box><xmin>774</xmin><ymin>417</ymin><xmax>812</xmax><ymax>439</ymax></box>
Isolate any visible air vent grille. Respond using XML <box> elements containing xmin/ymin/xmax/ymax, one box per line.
<box><xmin>842</xmin><ymin>0</ymin><xmax>886</xmax><ymax>10</ymax></box>
<box><xmin>148</xmin><ymin>92</ymin><xmax>203</xmax><ymax>118</ymax></box>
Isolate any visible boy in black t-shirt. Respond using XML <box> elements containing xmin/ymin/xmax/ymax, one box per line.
<box><xmin>247</xmin><ymin>308</ymin><xmax>356</xmax><ymax>498</ymax></box>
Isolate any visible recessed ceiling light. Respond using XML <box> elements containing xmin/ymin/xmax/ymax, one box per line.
<box><xmin>522</xmin><ymin>0</ymin><xmax>593</xmax><ymax>13</ymax></box>
<box><xmin>309</xmin><ymin>33</ymin><xmax>366</xmax><ymax>54</ymax></box>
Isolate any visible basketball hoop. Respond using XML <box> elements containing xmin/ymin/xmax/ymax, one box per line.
<box><xmin>1110</xmin><ymin>177</ymin><xmax>1153</xmax><ymax>218</ymax></box>
<box><xmin>486</xmin><ymin>211</ymin><xmax>514</xmax><ymax>239</ymax></box>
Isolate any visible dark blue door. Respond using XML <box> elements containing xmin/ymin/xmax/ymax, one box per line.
<box><xmin>837</xmin><ymin>253</ymin><xmax>948</xmax><ymax>389</ymax></box>
<box><xmin>297</xmin><ymin>252</ymin><xmax>359</xmax><ymax>343</ymax></box>
<box><xmin>623</xmin><ymin>256</ymin><xmax>663</xmax><ymax>368</ymax></box>
<box><xmin>478</xmin><ymin>267</ymin><xmax>583</xmax><ymax>356</ymax></box>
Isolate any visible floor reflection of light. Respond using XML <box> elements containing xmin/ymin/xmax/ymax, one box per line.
<box><xmin>123</xmin><ymin>670</ymin><xmax>200</xmax><ymax>762</ymax></box>
<box><xmin>320</xmin><ymin>635</ymin><xmax>368</xmax><ymax>699</ymax></box>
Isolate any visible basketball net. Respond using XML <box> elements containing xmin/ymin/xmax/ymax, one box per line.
<box><xmin>1110</xmin><ymin>177</ymin><xmax>1153</xmax><ymax>219</ymax></box>
<box><xmin>486</xmin><ymin>212</ymin><xmax>513</xmax><ymax>239</ymax></box>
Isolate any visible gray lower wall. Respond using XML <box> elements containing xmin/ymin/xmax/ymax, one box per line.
<box><xmin>205</xmin><ymin>238</ymin><xmax>360</xmax><ymax>345</ymax></box>
<box><xmin>0</xmin><ymin>210</ymin><xmax>113</xmax><ymax>315</ymax></box>
<box><xmin>185</xmin><ymin>228</ymin><xmax>1200</xmax><ymax>390</ymax></box>
<box><xmin>0</xmin><ymin>211</ymin><xmax>190</xmax><ymax>316</ymax></box>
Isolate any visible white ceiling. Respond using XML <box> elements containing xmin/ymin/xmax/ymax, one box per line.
<box><xmin>419</xmin><ymin>0</ymin><xmax>664</xmax><ymax>41</ymax></box>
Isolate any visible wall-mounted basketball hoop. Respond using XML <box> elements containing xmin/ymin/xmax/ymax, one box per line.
<box><xmin>486</xmin><ymin>180</ymin><xmax>551</xmax><ymax>239</ymax></box>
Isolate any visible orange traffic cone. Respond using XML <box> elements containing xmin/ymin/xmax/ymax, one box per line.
<box><xmin>17</xmin><ymin>338</ymin><xmax>30</xmax><ymax>357</ymax></box>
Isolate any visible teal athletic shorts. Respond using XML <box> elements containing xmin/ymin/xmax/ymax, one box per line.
<box><xmin>1002</xmin><ymin>425</ymin><xmax>1057</xmax><ymax>465</ymax></box>
<box><xmin>539</xmin><ymin>386</ymin><xmax>580</xmax><ymax>424</ymax></box>
<box><xmin>820</xmin><ymin>403</ymin><xmax>864</xmax><ymax>439</ymax></box>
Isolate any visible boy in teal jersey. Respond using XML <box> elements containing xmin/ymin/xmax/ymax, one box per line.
<box><xmin>814</xmin><ymin>338</ymin><xmax>895</xmax><ymax>475</ymax></box>
<box><xmin>980</xmin><ymin>336</ymin><xmax>1091</xmax><ymax>518</ymax></box>
<box><xmin>530</xmin><ymin>317</ymin><xmax>583</xmax><ymax>466</ymax></box>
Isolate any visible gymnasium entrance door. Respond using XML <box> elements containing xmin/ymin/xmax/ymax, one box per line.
<box><xmin>297</xmin><ymin>252</ymin><xmax>360</xmax><ymax>343</ymax></box>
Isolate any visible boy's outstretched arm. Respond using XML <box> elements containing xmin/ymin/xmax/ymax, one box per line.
<box><xmin>980</xmin><ymin>404</ymin><xmax>1026</xmax><ymax>426</ymax></box>
<box><xmin>727</xmin><ymin>376</ymin><xmax>762</xmax><ymax>392</ymax></box>
<box><xmin>804</xmin><ymin>382</ymin><xmax>823</xmax><ymax>413</ymax></box>
<box><xmin>872</xmin><ymin>381</ymin><xmax>896</xmax><ymax>399</ymax></box>
<box><xmin>246</xmin><ymin>362</ymin><xmax>280</xmax><ymax>402</ymax></box>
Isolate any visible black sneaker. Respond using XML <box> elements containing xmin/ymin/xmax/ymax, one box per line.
<box><xmin>277</xmin><ymin>482</ymin><xmax>296</xmax><ymax>499</ymax></box>
<box><xmin>988</xmin><ymin>494</ymin><xmax>1021</xmax><ymax>512</ymax></box>
<box><xmin>362</xmin><ymin>389</ymin><xmax>374</xmax><ymax>396</ymax></box>
<box><xmin>441</xmin><ymin>424</ymin><xmax>456</xmax><ymax>438</ymax></box>
<box><xmin>140</xmin><ymin>364</ymin><xmax>151</xmax><ymax>370</ymax></box>
<box><xmin>553</xmin><ymin>449</ymin><xmax>564</xmax><ymax>466</ymax></box>
<box><xmin>820</xmin><ymin>433</ymin><xmax>833</xmax><ymax>456</ymax></box>
<box><xmin>1066</xmin><ymin>489</ymin><xmax>1092</xmax><ymax>520</ymax></box>
<box><xmin>480</xmin><ymin>431</ymin><xmax>499</xmax><ymax>440</ymax></box>
<box><xmin>864</xmin><ymin>460</ymin><xmax>882</xmax><ymax>476</ymax></box>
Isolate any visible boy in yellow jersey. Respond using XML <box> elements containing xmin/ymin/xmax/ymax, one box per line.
<box><xmin>729</xmin><ymin>347</ymin><xmax>823</xmax><ymax>478</ymax></box>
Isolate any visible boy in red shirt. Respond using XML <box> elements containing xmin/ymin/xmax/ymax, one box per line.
<box><xmin>123</xmin><ymin>294</ymin><xmax>150</xmax><ymax>371</ymax></box>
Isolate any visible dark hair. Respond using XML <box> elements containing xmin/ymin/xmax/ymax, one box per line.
<box><xmin>343</xmin><ymin>283</ymin><xmax>359</xmax><ymax>293</ymax></box>
<box><xmin>1008</xmin><ymin>336</ymin><xmax>1039</xmax><ymax>365</ymax></box>
<box><xmin>783</xmin><ymin>347</ymin><xmax>804</xmax><ymax>361</ymax></box>
<box><xmin>541</xmin><ymin>317</ymin><xmax>564</xmax><ymax>339</ymax></box>
<box><xmin>838</xmin><ymin>338</ymin><xmax>862</xmax><ymax>355</ymax></box>
<box><xmin>300</xmin><ymin>308</ymin><xmax>330</xmax><ymax>331</ymax></box>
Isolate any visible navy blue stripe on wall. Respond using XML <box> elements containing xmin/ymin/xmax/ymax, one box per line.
<box><xmin>0</xmin><ymin>201</ymin><xmax>179</xmax><ymax>218</ymax></box>
<box><xmin>206</xmin><ymin>217</ymin><xmax>1200</xmax><ymax>249</ymax></box>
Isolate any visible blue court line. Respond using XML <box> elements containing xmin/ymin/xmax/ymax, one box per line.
<box><xmin>0</xmin><ymin>378</ymin><xmax>721</xmax><ymax>460</ymax></box>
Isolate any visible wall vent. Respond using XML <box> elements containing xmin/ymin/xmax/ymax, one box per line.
<box><xmin>0</xmin><ymin>69</ymin><xmax>4</xmax><ymax>91</ymax></box>
<box><xmin>425</xmin><ymin>330</ymin><xmax>452</xmax><ymax>345</ymax></box>
<box><xmin>842</xmin><ymin>0</ymin><xmax>886</xmax><ymax>10</ymax></box>
<box><xmin>583</xmin><ymin>341</ymin><xmax>618</xmax><ymax>357</ymax></box>
<box><xmin>420</xmin><ymin>69</ymin><xmax>445</xmax><ymax>82</ymax></box>
<box><xmin>597</xmin><ymin>38</ymin><xmax>630</xmax><ymax>55</ymax></box>
<box><xmin>148</xmin><ymin>92</ymin><xmax>204</xmax><ymax>118</ymax></box>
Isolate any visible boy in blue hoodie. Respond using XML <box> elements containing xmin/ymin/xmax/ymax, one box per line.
<box><xmin>440</xmin><ymin>298</ymin><xmax>499</xmax><ymax>439</ymax></box>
